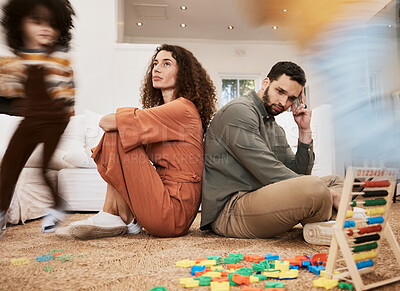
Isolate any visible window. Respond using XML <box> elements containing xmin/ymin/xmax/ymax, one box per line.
<box><xmin>220</xmin><ymin>74</ymin><xmax>260</xmax><ymax>106</ymax></box>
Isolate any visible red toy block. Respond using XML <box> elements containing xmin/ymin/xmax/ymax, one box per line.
<box><xmin>232</xmin><ymin>274</ymin><xmax>250</xmax><ymax>285</ymax></box>
<box><xmin>240</xmin><ymin>288</ymin><xmax>263</xmax><ymax>291</ymax></box>
<box><xmin>284</xmin><ymin>257</ymin><xmax>302</xmax><ymax>267</ymax></box>
<box><xmin>244</xmin><ymin>255</ymin><xmax>265</xmax><ymax>262</ymax></box>
<box><xmin>310</xmin><ymin>253</ymin><xmax>327</xmax><ymax>267</ymax></box>
<box><xmin>212</xmin><ymin>277</ymin><xmax>229</xmax><ymax>282</ymax></box>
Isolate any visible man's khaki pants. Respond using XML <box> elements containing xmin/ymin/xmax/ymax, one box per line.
<box><xmin>211</xmin><ymin>175</ymin><xmax>343</xmax><ymax>238</ymax></box>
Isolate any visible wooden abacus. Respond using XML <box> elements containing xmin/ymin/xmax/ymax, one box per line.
<box><xmin>324</xmin><ymin>167</ymin><xmax>400</xmax><ymax>291</ymax></box>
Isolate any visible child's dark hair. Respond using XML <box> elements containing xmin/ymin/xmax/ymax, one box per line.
<box><xmin>1</xmin><ymin>0</ymin><xmax>75</xmax><ymax>52</ymax></box>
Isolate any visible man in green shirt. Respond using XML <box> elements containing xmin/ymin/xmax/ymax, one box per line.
<box><xmin>200</xmin><ymin>61</ymin><xmax>342</xmax><ymax>239</ymax></box>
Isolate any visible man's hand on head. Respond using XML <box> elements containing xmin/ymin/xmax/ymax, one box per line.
<box><xmin>291</xmin><ymin>88</ymin><xmax>312</xmax><ymax>144</ymax></box>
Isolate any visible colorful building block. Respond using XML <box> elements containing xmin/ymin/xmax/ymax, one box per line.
<box><xmin>176</xmin><ymin>259</ymin><xmax>196</xmax><ymax>268</ymax></box>
<box><xmin>244</xmin><ymin>255</ymin><xmax>265</xmax><ymax>262</ymax></box>
<box><xmin>191</xmin><ymin>265</ymin><xmax>206</xmax><ymax>275</ymax></box>
<box><xmin>310</xmin><ymin>253</ymin><xmax>328</xmax><ymax>266</ymax></box>
<box><xmin>265</xmin><ymin>254</ymin><xmax>280</xmax><ymax>261</ymax></box>
<box><xmin>207</xmin><ymin>256</ymin><xmax>222</xmax><ymax>263</ymax></box>
<box><xmin>147</xmin><ymin>287</ymin><xmax>168</xmax><ymax>291</ymax></box>
<box><xmin>262</xmin><ymin>270</ymin><xmax>281</xmax><ymax>279</ymax></box>
<box><xmin>274</xmin><ymin>260</ymin><xmax>290</xmax><ymax>272</ymax></box>
<box><xmin>199</xmin><ymin>259</ymin><xmax>217</xmax><ymax>267</ymax></box>
<box><xmin>10</xmin><ymin>258</ymin><xmax>30</xmax><ymax>266</ymax></box>
<box><xmin>338</xmin><ymin>282</ymin><xmax>354</xmax><ymax>290</ymax></box>
<box><xmin>56</xmin><ymin>254</ymin><xmax>73</xmax><ymax>262</ymax></box>
<box><xmin>308</xmin><ymin>265</ymin><xmax>326</xmax><ymax>275</ymax></box>
<box><xmin>265</xmin><ymin>281</ymin><xmax>285</xmax><ymax>288</ymax></box>
<box><xmin>235</xmin><ymin>267</ymin><xmax>253</xmax><ymax>276</ymax></box>
<box><xmin>249</xmin><ymin>275</ymin><xmax>260</xmax><ymax>283</ymax></box>
<box><xmin>194</xmin><ymin>276</ymin><xmax>212</xmax><ymax>286</ymax></box>
<box><xmin>313</xmin><ymin>277</ymin><xmax>339</xmax><ymax>290</ymax></box>
<box><xmin>43</xmin><ymin>265</ymin><xmax>54</xmax><ymax>272</ymax></box>
<box><xmin>279</xmin><ymin>269</ymin><xmax>299</xmax><ymax>280</ymax></box>
<box><xmin>212</xmin><ymin>277</ymin><xmax>229</xmax><ymax>282</ymax></box>
<box><xmin>210</xmin><ymin>281</ymin><xmax>230</xmax><ymax>291</ymax></box>
<box><xmin>179</xmin><ymin>278</ymin><xmax>199</xmax><ymax>288</ymax></box>
<box><xmin>232</xmin><ymin>274</ymin><xmax>250</xmax><ymax>285</ymax></box>
<box><xmin>37</xmin><ymin>254</ymin><xmax>54</xmax><ymax>262</ymax></box>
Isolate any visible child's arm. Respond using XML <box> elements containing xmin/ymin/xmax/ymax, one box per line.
<box><xmin>45</xmin><ymin>47</ymin><xmax>75</xmax><ymax>116</ymax></box>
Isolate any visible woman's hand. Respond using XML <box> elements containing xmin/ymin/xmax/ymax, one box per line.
<box><xmin>99</xmin><ymin>113</ymin><xmax>117</xmax><ymax>132</ymax></box>
<box><xmin>330</xmin><ymin>189</ymin><xmax>342</xmax><ymax>211</ymax></box>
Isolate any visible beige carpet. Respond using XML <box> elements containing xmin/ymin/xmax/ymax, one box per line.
<box><xmin>1</xmin><ymin>203</ymin><xmax>400</xmax><ymax>291</ymax></box>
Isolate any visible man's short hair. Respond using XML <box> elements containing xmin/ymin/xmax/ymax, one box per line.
<box><xmin>267</xmin><ymin>61</ymin><xmax>306</xmax><ymax>87</ymax></box>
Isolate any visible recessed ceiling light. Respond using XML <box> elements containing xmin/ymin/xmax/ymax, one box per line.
<box><xmin>272</xmin><ymin>26</ymin><xmax>278</xmax><ymax>30</ymax></box>
<box><xmin>227</xmin><ymin>25</ymin><xmax>234</xmax><ymax>30</ymax></box>
<box><xmin>180</xmin><ymin>23</ymin><xmax>186</xmax><ymax>28</ymax></box>
<box><xmin>137</xmin><ymin>22</ymin><xmax>143</xmax><ymax>26</ymax></box>
<box><xmin>388</xmin><ymin>24</ymin><xmax>392</xmax><ymax>28</ymax></box>
<box><xmin>180</xmin><ymin>6</ymin><xmax>187</xmax><ymax>10</ymax></box>
<box><xmin>283</xmin><ymin>9</ymin><xmax>287</xmax><ymax>12</ymax></box>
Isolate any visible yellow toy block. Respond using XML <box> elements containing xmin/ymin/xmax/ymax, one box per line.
<box><xmin>10</xmin><ymin>258</ymin><xmax>30</xmax><ymax>266</ymax></box>
<box><xmin>202</xmin><ymin>271</ymin><xmax>222</xmax><ymax>278</ymax></box>
<box><xmin>210</xmin><ymin>281</ymin><xmax>230</xmax><ymax>291</ymax></box>
<box><xmin>179</xmin><ymin>278</ymin><xmax>199</xmax><ymax>288</ymax></box>
<box><xmin>211</xmin><ymin>266</ymin><xmax>223</xmax><ymax>272</ymax></box>
<box><xmin>262</xmin><ymin>270</ymin><xmax>281</xmax><ymax>278</ymax></box>
<box><xmin>279</xmin><ymin>269</ymin><xmax>299</xmax><ymax>279</ymax></box>
<box><xmin>176</xmin><ymin>259</ymin><xmax>196</xmax><ymax>268</ymax></box>
<box><xmin>180</xmin><ymin>278</ymin><xmax>193</xmax><ymax>285</ymax></box>
<box><xmin>198</xmin><ymin>259</ymin><xmax>217</xmax><ymax>267</ymax></box>
<box><xmin>249</xmin><ymin>275</ymin><xmax>260</xmax><ymax>283</ymax></box>
<box><xmin>274</xmin><ymin>260</ymin><xmax>289</xmax><ymax>272</ymax></box>
<box><xmin>313</xmin><ymin>277</ymin><xmax>339</xmax><ymax>290</ymax></box>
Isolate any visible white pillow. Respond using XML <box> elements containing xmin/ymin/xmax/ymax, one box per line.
<box><xmin>84</xmin><ymin>110</ymin><xmax>104</xmax><ymax>168</ymax></box>
<box><xmin>57</xmin><ymin>115</ymin><xmax>90</xmax><ymax>168</ymax></box>
<box><xmin>24</xmin><ymin>145</ymin><xmax>73</xmax><ymax>170</ymax></box>
<box><xmin>84</xmin><ymin>110</ymin><xmax>104</xmax><ymax>152</ymax></box>
<box><xmin>0</xmin><ymin>114</ymin><xmax>23</xmax><ymax>154</ymax></box>
<box><xmin>57</xmin><ymin>115</ymin><xmax>86</xmax><ymax>153</ymax></box>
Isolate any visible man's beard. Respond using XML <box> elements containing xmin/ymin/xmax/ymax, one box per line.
<box><xmin>262</xmin><ymin>86</ymin><xmax>283</xmax><ymax>116</ymax></box>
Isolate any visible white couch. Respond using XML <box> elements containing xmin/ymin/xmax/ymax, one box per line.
<box><xmin>0</xmin><ymin>104</ymin><xmax>336</xmax><ymax>224</ymax></box>
<box><xmin>0</xmin><ymin>110</ymin><xmax>107</xmax><ymax>224</ymax></box>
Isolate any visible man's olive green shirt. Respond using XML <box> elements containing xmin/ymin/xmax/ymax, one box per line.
<box><xmin>200</xmin><ymin>90</ymin><xmax>314</xmax><ymax>230</ymax></box>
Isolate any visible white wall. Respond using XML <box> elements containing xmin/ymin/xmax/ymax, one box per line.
<box><xmin>69</xmin><ymin>0</ymin><xmax>301</xmax><ymax>113</ymax></box>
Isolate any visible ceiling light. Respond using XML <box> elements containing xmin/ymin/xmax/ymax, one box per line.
<box><xmin>180</xmin><ymin>23</ymin><xmax>186</xmax><ymax>28</ymax></box>
<box><xmin>283</xmin><ymin>9</ymin><xmax>287</xmax><ymax>12</ymax></box>
<box><xmin>272</xmin><ymin>26</ymin><xmax>278</xmax><ymax>30</ymax></box>
<box><xmin>227</xmin><ymin>25</ymin><xmax>234</xmax><ymax>30</ymax></box>
<box><xmin>137</xmin><ymin>22</ymin><xmax>143</xmax><ymax>26</ymax></box>
<box><xmin>180</xmin><ymin>6</ymin><xmax>187</xmax><ymax>10</ymax></box>
<box><xmin>388</xmin><ymin>24</ymin><xmax>392</xmax><ymax>28</ymax></box>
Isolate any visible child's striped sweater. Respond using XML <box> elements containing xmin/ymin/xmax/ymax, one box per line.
<box><xmin>0</xmin><ymin>46</ymin><xmax>75</xmax><ymax>115</ymax></box>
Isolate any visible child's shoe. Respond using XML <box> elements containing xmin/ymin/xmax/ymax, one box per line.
<box><xmin>41</xmin><ymin>208</ymin><xmax>65</xmax><ymax>233</ymax></box>
<box><xmin>127</xmin><ymin>218</ymin><xmax>142</xmax><ymax>234</ymax></box>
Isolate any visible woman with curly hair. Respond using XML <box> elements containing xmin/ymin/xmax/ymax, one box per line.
<box><xmin>58</xmin><ymin>44</ymin><xmax>217</xmax><ymax>239</ymax></box>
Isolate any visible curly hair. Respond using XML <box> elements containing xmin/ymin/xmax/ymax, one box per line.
<box><xmin>1</xmin><ymin>0</ymin><xmax>75</xmax><ymax>52</ymax></box>
<box><xmin>141</xmin><ymin>44</ymin><xmax>217</xmax><ymax>132</ymax></box>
